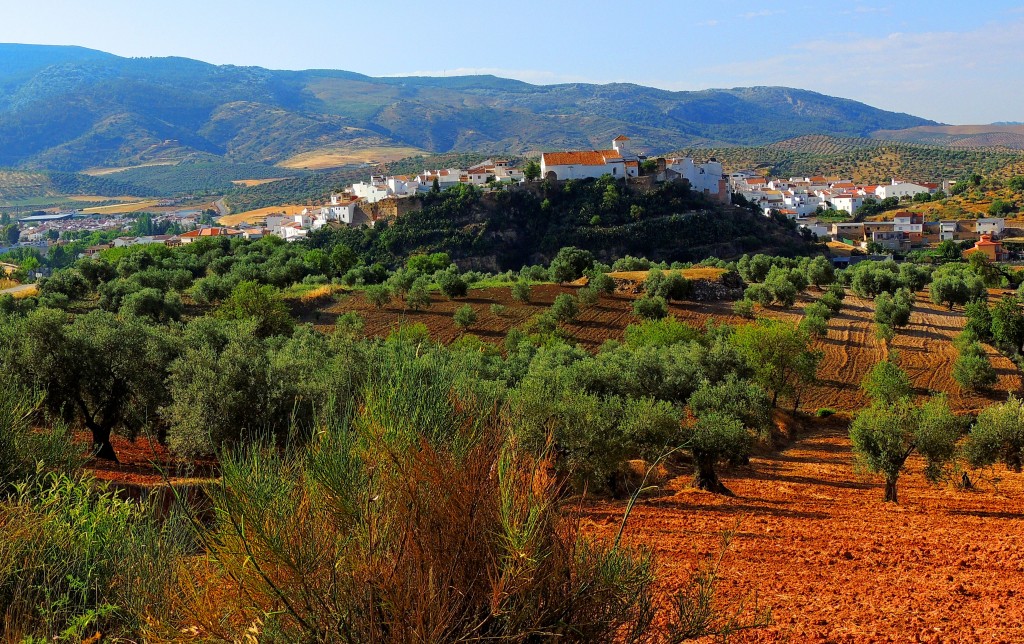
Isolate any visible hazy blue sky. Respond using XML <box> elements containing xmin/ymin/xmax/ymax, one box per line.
<box><xmin>3</xmin><ymin>1</ymin><xmax>1023</xmax><ymax>124</ymax></box>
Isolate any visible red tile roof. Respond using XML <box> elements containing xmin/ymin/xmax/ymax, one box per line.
<box><xmin>542</xmin><ymin>150</ymin><xmax>622</xmax><ymax>167</ymax></box>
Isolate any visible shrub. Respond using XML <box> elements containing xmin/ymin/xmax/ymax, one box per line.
<box><xmin>453</xmin><ymin>304</ymin><xmax>477</xmax><ymax>330</ymax></box>
<box><xmin>732</xmin><ymin>298</ymin><xmax>755</xmax><ymax>319</ymax></box>
<box><xmin>489</xmin><ymin>303</ymin><xmax>508</xmax><ymax>317</ymax></box>
<box><xmin>550</xmin><ymin>293</ymin><xmax>579</xmax><ymax>323</ymax></box>
<box><xmin>511</xmin><ymin>280</ymin><xmax>531</xmax><ymax>303</ymax></box>
<box><xmin>816</xmin><ymin>408</ymin><xmax>837</xmax><ymax>417</ymax></box>
<box><xmin>549</xmin><ymin>246</ymin><xmax>594</xmax><ymax>283</ymax></box>
<box><xmin>799</xmin><ymin>313</ymin><xmax>828</xmax><ymax>338</ymax></box>
<box><xmin>953</xmin><ymin>350</ymin><xmax>997</xmax><ymax>391</ymax></box>
<box><xmin>623</xmin><ymin>316</ymin><xmax>699</xmax><ymax>348</ymax></box>
<box><xmin>633</xmin><ymin>295</ymin><xmax>669</xmax><ymax>320</ymax></box>
<box><xmin>364</xmin><ymin>283</ymin><xmax>392</xmax><ymax>309</ymax></box>
<box><xmin>405</xmin><ymin>278</ymin><xmax>432</xmax><ymax>311</ymax></box>
<box><xmin>436</xmin><ymin>268</ymin><xmax>469</xmax><ymax>299</ymax></box>
<box><xmin>861</xmin><ymin>359</ymin><xmax>912</xmax><ymax>406</ymax></box>
<box><xmin>185</xmin><ymin>360</ymin><xmax>658</xmax><ymax>641</ymax></box>
<box><xmin>576</xmin><ymin>285</ymin><xmax>600</xmax><ymax>306</ymax></box>
<box><xmin>218</xmin><ymin>281</ymin><xmax>294</xmax><ymax>338</ymax></box>
<box><xmin>850</xmin><ymin>396</ymin><xmax>960</xmax><ymax>502</ymax></box>
<box><xmin>0</xmin><ymin>474</ymin><xmax>188</xmax><ymax>640</ymax></box>
<box><xmin>585</xmin><ymin>269</ymin><xmax>616</xmax><ymax>294</ymax></box>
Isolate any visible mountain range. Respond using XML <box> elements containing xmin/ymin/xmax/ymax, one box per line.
<box><xmin>0</xmin><ymin>44</ymin><xmax>941</xmax><ymax>173</ymax></box>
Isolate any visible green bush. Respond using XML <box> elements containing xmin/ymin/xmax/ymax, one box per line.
<box><xmin>453</xmin><ymin>304</ymin><xmax>477</xmax><ymax>330</ymax></box>
<box><xmin>550</xmin><ymin>293</ymin><xmax>579</xmax><ymax>323</ymax></box>
<box><xmin>576</xmin><ymin>286</ymin><xmax>600</xmax><ymax>306</ymax></box>
<box><xmin>732</xmin><ymin>298</ymin><xmax>755</xmax><ymax>319</ymax></box>
<box><xmin>633</xmin><ymin>295</ymin><xmax>669</xmax><ymax>321</ymax></box>
<box><xmin>511</xmin><ymin>280</ymin><xmax>531</xmax><ymax>303</ymax></box>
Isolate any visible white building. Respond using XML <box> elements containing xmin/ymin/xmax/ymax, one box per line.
<box><xmin>319</xmin><ymin>194</ymin><xmax>360</xmax><ymax>227</ymax></box>
<box><xmin>540</xmin><ymin>136</ymin><xmax>640</xmax><ymax>181</ymax></box>
<box><xmin>831</xmin><ymin>194</ymin><xmax>864</xmax><ymax>215</ymax></box>
<box><xmin>976</xmin><ymin>217</ymin><xmax>1006</xmax><ymax>237</ymax></box>
<box><xmin>892</xmin><ymin>214</ymin><xmax>923</xmax><ymax>233</ymax></box>
<box><xmin>875</xmin><ymin>181</ymin><xmax>931</xmax><ymax>200</ymax></box>
<box><xmin>665</xmin><ymin>157</ymin><xmax>729</xmax><ymax>203</ymax></box>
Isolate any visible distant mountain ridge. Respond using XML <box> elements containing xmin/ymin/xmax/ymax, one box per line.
<box><xmin>0</xmin><ymin>43</ymin><xmax>939</xmax><ymax>172</ymax></box>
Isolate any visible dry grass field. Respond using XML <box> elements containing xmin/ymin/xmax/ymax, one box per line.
<box><xmin>81</xmin><ymin>199</ymin><xmax>163</xmax><ymax>214</ymax></box>
<box><xmin>278</xmin><ymin>145</ymin><xmax>424</xmax><ymax>170</ymax></box>
<box><xmin>230</xmin><ymin>178</ymin><xmax>287</xmax><ymax>187</ymax></box>
<box><xmin>80</xmin><ymin>162</ymin><xmax>177</xmax><ymax>177</ymax></box>
<box><xmin>217</xmin><ymin>204</ymin><xmax>308</xmax><ymax>227</ymax></box>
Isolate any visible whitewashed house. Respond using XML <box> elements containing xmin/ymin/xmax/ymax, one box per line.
<box><xmin>976</xmin><ymin>217</ymin><xmax>1006</xmax><ymax>237</ymax></box>
<box><xmin>875</xmin><ymin>181</ymin><xmax>931</xmax><ymax>200</ymax></box>
<box><xmin>831</xmin><ymin>194</ymin><xmax>864</xmax><ymax>215</ymax></box>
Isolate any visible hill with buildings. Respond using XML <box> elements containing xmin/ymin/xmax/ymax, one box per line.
<box><xmin>0</xmin><ymin>44</ymin><xmax>937</xmax><ymax>174</ymax></box>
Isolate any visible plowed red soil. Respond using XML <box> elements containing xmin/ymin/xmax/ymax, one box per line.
<box><xmin>309</xmin><ymin>286</ymin><xmax>1021</xmax><ymax>412</ymax></box>
<box><xmin>584</xmin><ymin>421</ymin><xmax>1024</xmax><ymax>643</ymax></box>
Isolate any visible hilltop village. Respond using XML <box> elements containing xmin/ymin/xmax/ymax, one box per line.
<box><xmin>2</xmin><ymin>137</ymin><xmax>1013</xmax><ymax>265</ymax></box>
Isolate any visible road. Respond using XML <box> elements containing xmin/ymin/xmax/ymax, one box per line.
<box><xmin>214</xmin><ymin>198</ymin><xmax>230</xmax><ymax>217</ymax></box>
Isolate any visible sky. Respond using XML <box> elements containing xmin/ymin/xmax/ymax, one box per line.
<box><xmin>2</xmin><ymin>0</ymin><xmax>1023</xmax><ymax>124</ymax></box>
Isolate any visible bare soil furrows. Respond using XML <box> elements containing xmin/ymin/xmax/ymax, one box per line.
<box><xmin>308</xmin><ymin>286</ymin><xmax>1022</xmax><ymax>413</ymax></box>
<box><xmin>582</xmin><ymin>423</ymin><xmax>1024</xmax><ymax>643</ymax></box>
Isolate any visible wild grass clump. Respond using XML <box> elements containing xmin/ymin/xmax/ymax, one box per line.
<box><xmin>180</xmin><ymin>353</ymin><xmax>656</xmax><ymax>642</ymax></box>
<box><xmin>0</xmin><ymin>474</ymin><xmax>191</xmax><ymax>640</ymax></box>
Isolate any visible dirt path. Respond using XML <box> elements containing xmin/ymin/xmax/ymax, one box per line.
<box><xmin>583</xmin><ymin>424</ymin><xmax>1024</xmax><ymax>643</ymax></box>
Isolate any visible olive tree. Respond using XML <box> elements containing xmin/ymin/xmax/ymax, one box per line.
<box><xmin>13</xmin><ymin>308</ymin><xmax>174</xmax><ymax>461</ymax></box>
<box><xmin>850</xmin><ymin>396</ymin><xmax>960</xmax><ymax>503</ymax></box>
<box><xmin>964</xmin><ymin>395</ymin><xmax>1024</xmax><ymax>472</ymax></box>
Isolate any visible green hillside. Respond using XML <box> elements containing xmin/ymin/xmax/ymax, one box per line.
<box><xmin>0</xmin><ymin>44</ymin><xmax>936</xmax><ymax>172</ymax></box>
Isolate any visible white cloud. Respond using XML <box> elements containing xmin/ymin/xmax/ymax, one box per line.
<box><xmin>739</xmin><ymin>9</ymin><xmax>784</xmax><ymax>19</ymax></box>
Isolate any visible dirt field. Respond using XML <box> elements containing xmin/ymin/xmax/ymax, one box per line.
<box><xmin>584</xmin><ymin>421</ymin><xmax>1024</xmax><ymax>642</ymax></box>
<box><xmin>310</xmin><ymin>285</ymin><xmax>1020</xmax><ymax>413</ymax></box>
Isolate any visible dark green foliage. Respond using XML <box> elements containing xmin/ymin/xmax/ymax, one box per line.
<box><xmin>633</xmin><ymin>295</ymin><xmax>669</xmax><ymax>320</ymax></box>
<box><xmin>732</xmin><ymin>298</ymin><xmax>755</xmax><ymax>319</ymax></box>
<box><xmin>511</xmin><ymin>280</ymin><xmax>531</xmax><ymax>303</ymax></box>
<box><xmin>7</xmin><ymin>308</ymin><xmax>174</xmax><ymax>460</ymax></box>
<box><xmin>991</xmin><ymin>295</ymin><xmax>1024</xmax><ymax>354</ymax></box>
<box><xmin>928</xmin><ymin>264</ymin><xmax>986</xmax><ymax>309</ymax></box>
<box><xmin>861</xmin><ymin>359</ymin><xmax>913</xmax><ymax>406</ymax></box>
<box><xmin>405</xmin><ymin>278</ymin><xmax>432</xmax><ymax>311</ymax></box>
<box><xmin>550</xmin><ymin>293</ymin><xmax>579</xmax><ymax>323</ymax></box>
<box><xmin>731</xmin><ymin>320</ymin><xmax>821</xmax><ymax>409</ymax></box>
<box><xmin>365</xmin><ymin>284</ymin><xmax>392</xmax><ymax>309</ymax></box>
<box><xmin>549</xmin><ymin>246</ymin><xmax>595</xmax><ymax>283</ymax></box>
<box><xmin>576</xmin><ymin>286</ymin><xmax>600</xmax><ymax>306</ymax></box>
<box><xmin>453</xmin><ymin>304</ymin><xmax>477</xmax><ymax>329</ymax></box>
<box><xmin>953</xmin><ymin>350</ymin><xmax>997</xmax><ymax>392</ymax></box>
<box><xmin>964</xmin><ymin>300</ymin><xmax>994</xmax><ymax>341</ymax></box>
<box><xmin>217</xmin><ymin>281</ymin><xmax>294</xmax><ymax>338</ymax></box>
<box><xmin>435</xmin><ymin>267</ymin><xmax>469</xmax><ymax>299</ymax></box>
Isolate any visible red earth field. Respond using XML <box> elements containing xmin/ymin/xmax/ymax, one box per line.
<box><xmin>93</xmin><ymin>283</ymin><xmax>1024</xmax><ymax>641</ymax></box>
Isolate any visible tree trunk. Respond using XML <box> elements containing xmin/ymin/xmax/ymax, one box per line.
<box><xmin>692</xmin><ymin>453</ymin><xmax>733</xmax><ymax>496</ymax></box>
<box><xmin>90</xmin><ymin>425</ymin><xmax>119</xmax><ymax>462</ymax></box>
<box><xmin>1008</xmin><ymin>448</ymin><xmax>1022</xmax><ymax>473</ymax></box>
<box><xmin>883</xmin><ymin>476</ymin><xmax>898</xmax><ymax>503</ymax></box>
